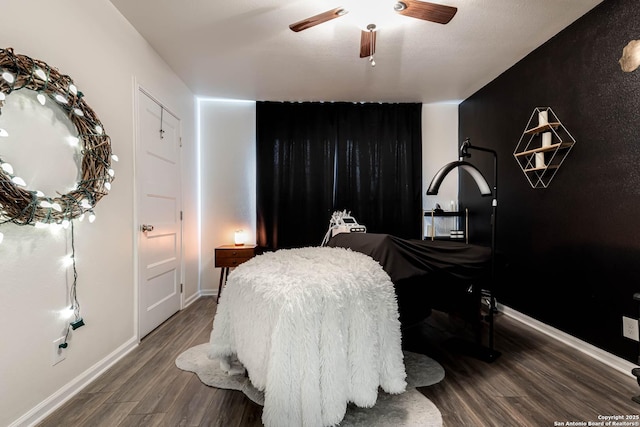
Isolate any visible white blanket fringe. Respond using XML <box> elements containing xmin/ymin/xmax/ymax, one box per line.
<box><xmin>208</xmin><ymin>246</ymin><xmax>406</xmax><ymax>427</ymax></box>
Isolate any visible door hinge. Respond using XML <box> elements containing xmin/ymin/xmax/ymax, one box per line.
<box><xmin>180</xmin><ymin>137</ymin><xmax>182</xmax><ymax>147</ymax></box>
<box><xmin>180</xmin><ymin>210</ymin><xmax>183</xmax><ymax>220</ymax></box>
<box><xmin>180</xmin><ymin>283</ymin><xmax>183</xmax><ymax>293</ymax></box>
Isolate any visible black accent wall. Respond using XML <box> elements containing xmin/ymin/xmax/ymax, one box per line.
<box><xmin>459</xmin><ymin>0</ymin><xmax>640</xmax><ymax>363</ymax></box>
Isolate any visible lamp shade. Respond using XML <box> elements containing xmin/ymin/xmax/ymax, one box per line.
<box><xmin>426</xmin><ymin>160</ymin><xmax>492</xmax><ymax>196</ymax></box>
<box><xmin>234</xmin><ymin>229</ymin><xmax>247</xmax><ymax>246</ymax></box>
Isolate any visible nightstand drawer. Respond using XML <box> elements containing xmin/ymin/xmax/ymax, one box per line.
<box><xmin>214</xmin><ymin>244</ymin><xmax>259</xmax><ymax>303</ymax></box>
<box><xmin>215</xmin><ymin>255</ymin><xmax>253</xmax><ymax>268</ymax></box>
<box><xmin>215</xmin><ymin>245</ymin><xmax>257</xmax><ymax>268</ymax></box>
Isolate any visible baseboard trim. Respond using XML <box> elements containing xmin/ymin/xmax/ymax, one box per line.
<box><xmin>184</xmin><ymin>291</ymin><xmax>201</xmax><ymax>307</ymax></box>
<box><xmin>13</xmin><ymin>293</ymin><xmax>217</xmax><ymax>427</ymax></box>
<box><xmin>500</xmin><ymin>304</ymin><xmax>637</xmax><ymax>378</ymax></box>
<box><xmin>11</xmin><ymin>336</ymin><xmax>138</xmax><ymax>427</ymax></box>
<box><xmin>21</xmin><ymin>300</ymin><xmax>631</xmax><ymax>425</ymax></box>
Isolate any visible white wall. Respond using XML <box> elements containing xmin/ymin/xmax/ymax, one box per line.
<box><xmin>422</xmin><ymin>102</ymin><xmax>460</xmax><ymax>214</ymax></box>
<box><xmin>0</xmin><ymin>11</ymin><xmax>455</xmax><ymax>420</ymax></box>
<box><xmin>0</xmin><ymin>1</ymin><xmax>197</xmax><ymax>426</ymax></box>
<box><xmin>197</xmin><ymin>100</ymin><xmax>454</xmax><ymax>292</ymax></box>
<box><xmin>198</xmin><ymin>99</ymin><xmax>256</xmax><ymax>294</ymax></box>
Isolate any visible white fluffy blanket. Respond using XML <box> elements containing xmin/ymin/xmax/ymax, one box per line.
<box><xmin>208</xmin><ymin>246</ymin><xmax>407</xmax><ymax>427</ymax></box>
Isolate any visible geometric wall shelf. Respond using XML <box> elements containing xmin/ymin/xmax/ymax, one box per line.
<box><xmin>513</xmin><ymin>107</ymin><xmax>576</xmax><ymax>189</ymax></box>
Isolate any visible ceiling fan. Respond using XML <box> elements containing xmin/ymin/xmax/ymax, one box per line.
<box><xmin>289</xmin><ymin>1</ymin><xmax>457</xmax><ymax>65</ymax></box>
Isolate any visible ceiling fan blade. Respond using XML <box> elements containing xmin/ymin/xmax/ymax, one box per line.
<box><xmin>289</xmin><ymin>7</ymin><xmax>347</xmax><ymax>32</ymax></box>
<box><xmin>394</xmin><ymin>0</ymin><xmax>457</xmax><ymax>24</ymax></box>
<box><xmin>359</xmin><ymin>28</ymin><xmax>376</xmax><ymax>58</ymax></box>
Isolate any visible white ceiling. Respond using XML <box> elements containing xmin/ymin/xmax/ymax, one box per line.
<box><xmin>109</xmin><ymin>0</ymin><xmax>603</xmax><ymax>103</ymax></box>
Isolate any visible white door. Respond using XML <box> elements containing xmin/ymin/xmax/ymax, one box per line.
<box><xmin>137</xmin><ymin>88</ymin><xmax>182</xmax><ymax>338</ymax></box>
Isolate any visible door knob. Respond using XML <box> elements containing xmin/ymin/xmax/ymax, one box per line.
<box><xmin>141</xmin><ymin>224</ymin><xmax>154</xmax><ymax>232</ymax></box>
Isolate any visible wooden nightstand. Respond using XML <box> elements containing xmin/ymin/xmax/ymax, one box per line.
<box><xmin>215</xmin><ymin>244</ymin><xmax>258</xmax><ymax>303</ymax></box>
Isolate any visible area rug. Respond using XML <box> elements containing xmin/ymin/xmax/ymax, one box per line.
<box><xmin>176</xmin><ymin>343</ymin><xmax>444</xmax><ymax>426</ymax></box>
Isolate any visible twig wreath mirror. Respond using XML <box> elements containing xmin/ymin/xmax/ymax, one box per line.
<box><xmin>0</xmin><ymin>47</ymin><xmax>116</xmax><ymax>229</ymax></box>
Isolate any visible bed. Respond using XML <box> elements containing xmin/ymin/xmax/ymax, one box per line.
<box><xmin>325</xmin><ymin>233</ymin><xmax>493</xmax><ymax>327</ymax></box>
<box><xmin>207</xmin><ymin>234</ymin><xmax>493</xmax><ymax>426</ymax></box>
<box><xmin>208</xmin><ymin>246</ymin><xmax>407</xmax><ymax>427</ymax></box>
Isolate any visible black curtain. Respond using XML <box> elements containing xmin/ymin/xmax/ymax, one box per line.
<box><xmin>256</xmin><ymin>101</ymin><xmax>422</xmax><ymax>250</ymax></box>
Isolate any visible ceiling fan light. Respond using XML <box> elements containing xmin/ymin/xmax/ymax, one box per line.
<box><xmin>394</xmin><ymin>2</ymin><xmax>407</xmax><ymax>12</ymax></box>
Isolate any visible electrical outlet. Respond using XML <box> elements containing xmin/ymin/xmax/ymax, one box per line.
<box><xmin>52</xmin><ymin>337</ymin><xmax>66</xmax><ymax>366</ymax></box>
<box><xmin>623</xmin><ymin>316</ymin><xmax>639</xmax><ymax>341</ymax></box>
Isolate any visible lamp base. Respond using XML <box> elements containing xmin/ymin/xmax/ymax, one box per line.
<box><xmin>444</xmin><ymin>337</ymin><xmax>501</xmax><ymax>363</ymax></box>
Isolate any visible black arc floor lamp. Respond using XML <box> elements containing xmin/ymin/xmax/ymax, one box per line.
<box><xmin>426</xmin><ymin>137</ymin><xmax>501</xmax><ymax>362</ymax></box>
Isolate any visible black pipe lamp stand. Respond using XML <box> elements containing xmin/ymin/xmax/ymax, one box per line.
<box><xmin>426</xmin><ymin>138</ymin><xmax>501</xmax><ymax>362</ymax></box>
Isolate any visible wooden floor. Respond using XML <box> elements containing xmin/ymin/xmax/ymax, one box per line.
<box><xmin>38</xmin><ymin>296</ymin><xmax>640</xmax><ymax>427</ymax></box>
<box><xmin>405</xmin><ymin>310</ymin><xmax>640</xmax><ymax>426</ymax></box>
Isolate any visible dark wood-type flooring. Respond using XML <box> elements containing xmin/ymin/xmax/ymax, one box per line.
<box><xmin>38</xmin><ymin>296</ymin><xmax>640</xmax><ymax>426</ymax></box>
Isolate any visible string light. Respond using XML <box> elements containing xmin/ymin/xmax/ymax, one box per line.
<box><xmin>0</xmin><ymin>50</ymin><xmax>105</xmax><ymax>346</ymax></box>
<box><xmin>58</xmin><ymin>221</ymin><xmax>85</xmax><ymax>350</ymax></box>
<box><xmin>59</xmin><ymin>305</ymin><xmax>74</xmax><ymax>319</ymax></box>
<box><xmin>39</xmin><ymin>200</ymin><xmax>62</xmax><ymax>212</ymax></box>
<box><xmin>11</xmin><ymin>176</ymin><xmax>26</xmax><ymax>186</ymax></box>
<box><xmin>1</xmin><ymin>163</ymin><xmax>13</xmax><ymax>174</ymax></box>
<box><xmin>34</xmin><ymin>67</ymin><xmax>48</xmax><ymax>81</ymax></box>
<box><xmin>1</xmin><ymin>71</ymin><xmax>14</xmax><ymax>84</ymax></box>
<box><xmin>37</xmin><ymin>91</ymin><xmax>46</xmax><ymax>106</ymax></box>
<box><xmin>0</xmin><ymin>48</ymin><xmax>114</xmax><ymax>247</ymax></box>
